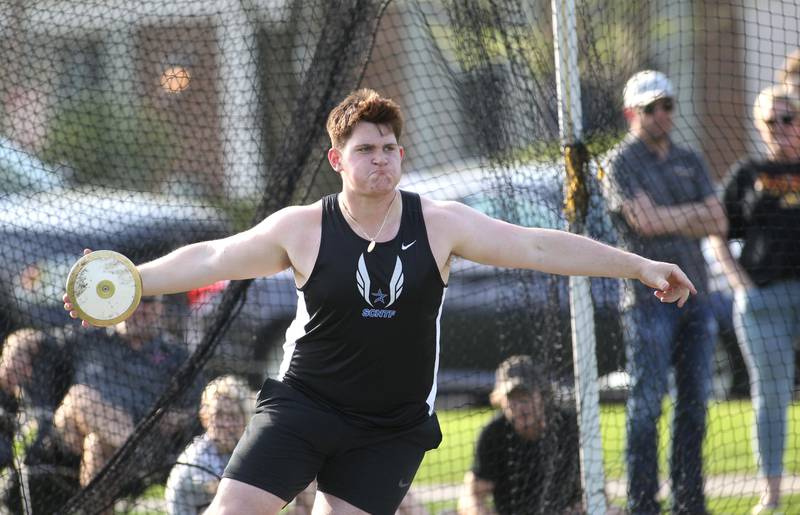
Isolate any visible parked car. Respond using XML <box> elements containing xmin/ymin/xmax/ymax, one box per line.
<box><xmin>186</xmin><ymin>160</ymin><xmax>626</xmax><ymax>398</ymax></box>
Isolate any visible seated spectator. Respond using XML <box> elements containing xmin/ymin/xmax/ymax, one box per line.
<box><xmin>0</xmin><ymin>328</ymin><xmax>37</xmax><ymax>469</ymax></box>
<box><xmin>54</xmin><ymin>295</ymin><xmax>201</xmax><ymax>488</ymax></box>
<box><xmin>457</xmin><ymin>355</ymin><xmax>583</xmax><ymax>515</ymax></box>
<box><xmin>0</xmin><ymin>327</ymin><xmax>73</xmax><ymax>431</ymax></box>
<box><xmin>0</xmin><ymin>327</ymin><xmax>78</xmax><ymax>513</ymax></box>
<box><xmin>165</xmin><ymin>375</ymin><xmax>251</xmax><ymax>514</ymax></box>
<box><xmin>166</xmin><ymin>375</ymin><xmax>316</xmax><ymax>515</ymax></box>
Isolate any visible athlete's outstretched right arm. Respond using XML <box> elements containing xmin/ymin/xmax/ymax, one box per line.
<box><xmin>64</xmin><ymin>204</ymin><xmax>316</xmax><ymax>324</ymax></box>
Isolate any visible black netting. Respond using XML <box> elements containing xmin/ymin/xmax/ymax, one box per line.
<box><xmin>0</xmin><ymin>1</ymin><xmax>797</xmax><ymax>513</ymax></box>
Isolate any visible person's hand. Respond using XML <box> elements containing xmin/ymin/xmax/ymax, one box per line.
<box><xmin>638</xmin><ymin>259</ymin><xmax>697</xmax><ymax>308</ymax></box>
<box><xmin>63</xmin><ymin>249</ymin><xmax>93</xmax><ymax>327</ymax></box>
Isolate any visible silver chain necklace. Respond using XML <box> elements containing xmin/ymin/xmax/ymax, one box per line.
<box><xmin>341</xmin><ymin>191</ymin><xmax>398</xmax><ymax>253</ymax></box>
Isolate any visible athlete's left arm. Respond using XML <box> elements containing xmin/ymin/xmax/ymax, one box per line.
<box><xmin>427</xmin><ymin>199</ymin><xmax>696</xmax><ymax>306</ymax></box>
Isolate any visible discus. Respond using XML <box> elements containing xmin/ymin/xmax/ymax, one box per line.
<box><xmin>65</xmin><ymin>250</ymin><xmax>142</xmax><ymax>327</ymax></box>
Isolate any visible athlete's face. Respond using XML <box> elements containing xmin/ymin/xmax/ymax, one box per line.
<box><xmin>329</xmin><ymin>122</ymin><xmax>404</xmax><ymax>195</ymax></box>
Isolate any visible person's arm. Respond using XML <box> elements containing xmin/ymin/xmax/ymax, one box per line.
<box><xmin>428</xmin><ymin>200</ymin><xmax>696</xmax><ymax>306</ymax></box>
<box><xmin>621</xmin><ymin>193</ymin><xmax>728</xmax><ymax>238</ymax></box>
<box><xmin>707</xmin><ymin>162</ymin><xmax>754</xmax><ymax>291</ymax></box>
<box><xmin>457</xmin><ymin>472</ymin><xmax>496</xmax><ymax>515</ymax></box>
<box><xmin>65</xmin><ymin>204</ymin><xmax>319</xmax><ymax>325</ymax></box>
<box><xmin>708</xmin><ymin>234</ymin><xmax>754</xmax><ymax>290</ymax></box>
<box><xmin>136</xmin><ymin>204</ymin><xmax>314</xmax><ymax>295</ymax></box>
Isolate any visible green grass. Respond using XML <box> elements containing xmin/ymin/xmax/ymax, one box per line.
<box><xmin>601</xmin><ymin>400</ymin><xmax>800</xmax><ymax>478</ymax></box>
<box><xmin>416</xmin><ymin>408</ymin><xmax>495</xmax><ymax>484</ymax></box>
<box><xmin>418</xmin><ymin>401</ymin><xmax>800</xmax><ymax>484</ymax></box>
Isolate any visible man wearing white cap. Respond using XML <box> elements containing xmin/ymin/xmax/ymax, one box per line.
<box><xmin>601</xmin><ymin>71</ymin><xmax>728</xmax><ymax>514</ymax></box>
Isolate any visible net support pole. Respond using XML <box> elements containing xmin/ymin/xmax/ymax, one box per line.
<box><xmin>551</xmin><ymin>0</ymin><xmax>608</xmax><ymax>513</ymax></box>
<box><xmin>218</xmin><ymin>1</ymin><xmax>264</xmax><ymax>199</ymax></box>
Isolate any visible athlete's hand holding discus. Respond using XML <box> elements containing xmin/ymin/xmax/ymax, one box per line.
<box><xmin>64</xmin><ymin>248</ymin><xmax>144</xmax><ymax>328</ymax></box>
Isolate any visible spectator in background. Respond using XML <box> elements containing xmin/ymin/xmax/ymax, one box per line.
<box><xmin>602</xmin><ymin>70</ymin><xmax>728</xmax><ymax>515</ymax></box>
<box><xmin>165</xmin><ymin>376</ymin><xmax>277</xmax><ymax>514</ymax></box>
<box><xmin>709</xmin><ymin>84</ymin><xmax>800</xmax><ymax>514</ymax></box>
<box><xmin>0</xmin><ymin>328</ymin><xmax>41</xmax><ymax>469</ymax></box>
<box><xmin>0</xmin><ymin>327</ymin><xmax>79</xmax><ymax>514</ymax></box>
<box><xmin>0</xmin><ymin>328</ymin><xmax>74</xmax><ymax>432</ymax></box>
<box><xmin>54</xmin><ymin>295</ymin><xmax>201</xmax><ymax>488</ymax></box>
<box><xmin>457</xmin><ymin>355</ymin><xmax>583</xmax><ymax>515</ymax></box>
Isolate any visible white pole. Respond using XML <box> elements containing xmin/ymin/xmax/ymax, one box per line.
<box><xmin>551</xmin><ymin>0</ymin><xmax>608</xmax><ymax>513</ymax></box>
<box><xmin>217</xmin><ymin>1</ymin><xmax>264</xmax><ymax>199</ymax></box>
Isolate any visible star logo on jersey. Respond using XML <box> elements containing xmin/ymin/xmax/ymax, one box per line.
<box><xmin>356</xmin><ymin>253</ymin><xmax>404</xmax><ymax>318</ymax></box>
<box><xmin>371</xmin><ymin>289</ymin><xmax>388</xmax><ymax>304</ymax></box>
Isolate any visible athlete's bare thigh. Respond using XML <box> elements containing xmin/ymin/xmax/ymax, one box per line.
<box><xmin>204</xmin><ymin>478</ymin><xmax>286</xmax><ymax>515</ymax></box>
<box><xmin>311</xmin><ymin>491</ymin><xmax>370</xmax><ymax>515</ymax></box>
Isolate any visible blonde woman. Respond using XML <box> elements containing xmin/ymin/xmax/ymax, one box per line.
<box><xmin>710</xmin><ymin>84</ymin><xmax>800</xmax><ymax>514</ymax></box>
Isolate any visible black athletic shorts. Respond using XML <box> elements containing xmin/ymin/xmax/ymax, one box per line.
<box><xmin>223</xmin><ymin>378</ymin><xmax>442</xmax><ymax>515</ymax></box>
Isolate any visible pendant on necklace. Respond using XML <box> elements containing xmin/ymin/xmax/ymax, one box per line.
<box><xmin>367</xmin><ymin>240</ymin><xmax>376</xmax><ymax>253</ymax></box>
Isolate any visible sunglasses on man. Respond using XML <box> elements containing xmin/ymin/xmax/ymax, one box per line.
<box><xmin>764</xmin><ymin>113</ymin><xmax>796</xmax><ymax>129</ymax></box>
<box><xmin>642</xmin><ymin>98</ymin><xmax>674</xmax><ymax>115</ymax></box>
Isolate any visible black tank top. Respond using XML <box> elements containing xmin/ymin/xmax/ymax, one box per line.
<box><xmin>279</xmin><ymin>191</ymin><xmax>447</xmax><ymax>429</ymax></box>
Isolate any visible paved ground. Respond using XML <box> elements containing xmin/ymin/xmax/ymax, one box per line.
<box><xmin>411</xmin><ymin>474</ymin><xmax>800</xmax><ymax>507</ymax></box>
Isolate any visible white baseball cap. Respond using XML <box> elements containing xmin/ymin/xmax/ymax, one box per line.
<box><xmin>623</xmin><ymin>70</ymin><xmax>674</xmax><ymax>109</ymax></box>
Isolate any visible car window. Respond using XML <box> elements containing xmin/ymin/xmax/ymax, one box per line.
<box><xmin>0</xmin><ymin>138</ymin><xmax>67</xmax><ymax>194</ymax></box>
<box><xmin>461</xmin><ymin>188</ymin><xmax>564</xmax><ymax>229</ymax></box>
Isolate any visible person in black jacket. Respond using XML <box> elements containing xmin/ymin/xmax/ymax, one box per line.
<box><xmin>710</xmin><ymin>83</ymin><xmax>800</xmax><ymax>514</ymax></box>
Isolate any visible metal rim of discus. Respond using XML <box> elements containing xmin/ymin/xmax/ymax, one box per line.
<box><xmin>65</xmin><ymin>250</ymin><xmax>143</xmax><ymax>327</ymax></box>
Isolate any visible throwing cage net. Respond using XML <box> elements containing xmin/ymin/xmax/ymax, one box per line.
<box><xmin>0</xmin><ymin>0</ymin><xmax>797</xmax><ymax>513</ymax></box>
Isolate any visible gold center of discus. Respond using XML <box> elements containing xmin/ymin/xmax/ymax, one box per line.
<box><xmin>96</xmin><ymin>280</ymin><xmax>115</xmax><ymax>299</ymax></box>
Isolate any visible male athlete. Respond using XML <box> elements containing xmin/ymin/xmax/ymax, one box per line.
<box><xmin>66</xmin><ymin>89</ymin><xmax>696</xmax><ymax>515</ymax></box>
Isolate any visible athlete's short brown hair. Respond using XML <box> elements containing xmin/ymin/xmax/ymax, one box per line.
<box><xmin>326</xmin><ymin>88</ymin><xmax>403</xmax><ymax>148</ymax></box>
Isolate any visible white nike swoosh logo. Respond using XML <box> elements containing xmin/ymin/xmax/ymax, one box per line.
<box><xmin>401</xmin><ymin>240</ymin><xmax>416</xmax><ymax>251</ymax></box>
<box><xmin>398</xmin><ymin>479</ymin><xmax>411</xmax><ymax>488</ymax></box>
